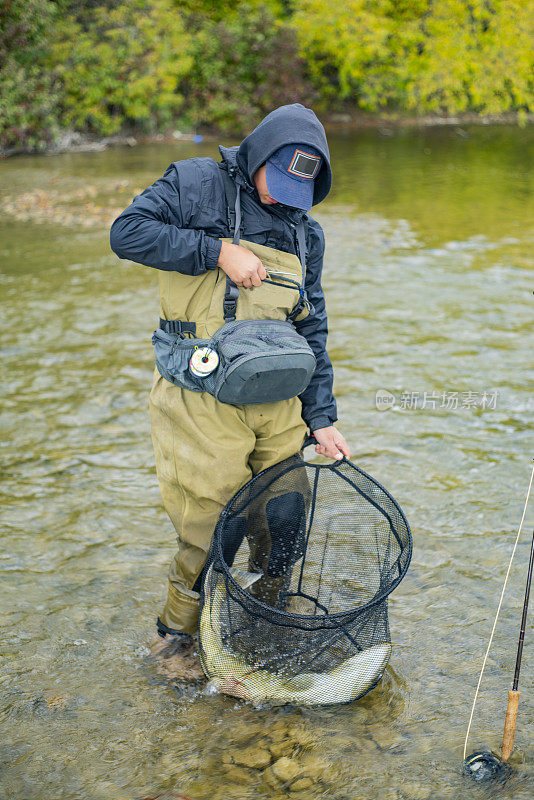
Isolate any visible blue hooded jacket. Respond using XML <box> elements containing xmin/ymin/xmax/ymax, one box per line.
<box><xmin>110</xmin><ymin>103</ymin><xmax>337</xmax><ymax>431</ymax></box>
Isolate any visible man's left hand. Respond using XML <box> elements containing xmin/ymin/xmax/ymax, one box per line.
<box><xmin>312</xmin><ymin>426</ymin><xmax>351</xmax><ymax>460</ymax></box>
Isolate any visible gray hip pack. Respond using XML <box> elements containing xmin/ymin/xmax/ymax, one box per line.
<box><xmin>152</xmin><ymin>167</ymin><xmax>316</xmax><ymax>406</ymax></box>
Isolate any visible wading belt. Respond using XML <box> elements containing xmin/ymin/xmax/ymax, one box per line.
<box><xmin>159</xmin><ymin>318</ymin><xmax>197</xmax><ymax>335</ymax></box>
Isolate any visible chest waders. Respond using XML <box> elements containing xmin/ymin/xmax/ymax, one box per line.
<box><xmin>150</xmin><ymin>166</ymin><xmax>312</xmax><ymax>634</ymax></box>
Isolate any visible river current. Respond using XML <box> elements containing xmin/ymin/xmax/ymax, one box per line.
<box><xmin>1</xmin><ymin>124</ymin><xmax>533</xmax><ymax>799</ymax></box>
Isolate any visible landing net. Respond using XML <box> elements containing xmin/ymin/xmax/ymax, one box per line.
<box><xmin>199</xmin><ymin>454</ymin><xmax>412</xmax><ymax>705</ymax></box>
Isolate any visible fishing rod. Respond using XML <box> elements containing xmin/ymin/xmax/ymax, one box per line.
<box><xmin>501</xmin><ymin>528</ymin><xmax>534</xmax><ymax>761</ymax></box>
<box><xmin>463</xmin><ymin>462</ymin><xmax>534</xmax><ymax>781</ymax></box>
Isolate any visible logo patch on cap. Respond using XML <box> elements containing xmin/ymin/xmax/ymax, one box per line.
<box><xmin>287</xmin><ymin>149</ymin><xmax>321</xmax><ymax>179</ymax></box>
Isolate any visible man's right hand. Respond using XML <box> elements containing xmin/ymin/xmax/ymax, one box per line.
<box><xmin>217</xmin><ymin>241</ymin><xmax>267</xmax><ymax>288</ymax></box>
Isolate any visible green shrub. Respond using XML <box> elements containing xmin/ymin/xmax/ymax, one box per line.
<box><xmin>181</xmin><ymin>3</ymin><xmax>317</xmax><ymax>133</ymax></box>
<box><xmin>50</xmin><ymin>0</ymin><xmax>194</xmax><ymax>135</ymax></box>
<box><xmin>401</xmin><ymin>0</ymin><xmax>534</xmax><ymax>118</ymax></box>
<box><xmin>2</xmin><ymin>0</ymin><xmax>532</xmax><ymax>153</ymax></box>
<box><xmin>293</xmin><ymin>0</ymin><xmax>534</xmax><ymax>117</ymax></box>
<box><xmin>0</xmin><ymin>0</ymin><xmax>60</xmax><ymax>151</ymax></box>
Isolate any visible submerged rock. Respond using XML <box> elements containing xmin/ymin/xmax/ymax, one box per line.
<box><xmin>156</xmin><ymin>754</ymin><xmax>187</xmax><ymax>778</ymax></box>
<box><xmin>264</xmin><ymin>720</ymin><xmax>318</xmax><ymax>761</ymax></box>
<box><xmin>297</xmin><ymin>754</ymin><xmax>330</xmax><ymax>781</ymax></box>
<box><xmin>270</xmin><ymin>756</ymin><xmax>305</xmax><ymax>784</ymax></box>
<box><xmin>354</xmin><ymin>737</ymin><xmax>380</xmax><ymax>756</ymax></box>
<box><xmin>371</xmin><ymin>727</ymin><xmax>404</xmax><ymax>750</ymax></box>
<box><xmin>232</xmin><ymin>745</ymin><xmax>272</xmax><ymax>770</ymax></box>
<box><xmin>226</xmin><ymin>719</ymin><xmax>266</xmax><ymax>747</ymax></box>
<box><xmin>290</xmin><ymin>776</ymin><xmax>314</xmax><ymax>792</ymax></box>
<box><xmin>286</xmin><ymin>723</ymin><xmax>317</xmax><ymax>750</ymax></box>
<box><xmin>150</xmin><ymin>634</ymin><xmax>203</xmax><ymax>684</ymax></box>
<box><xmin>268</xmin><ymin>720</ymin><xmax>290</xmax><ymax>743</ymax></box>
<box><xmin>44</xmin><ymin>690</ymin><xmax>69</xmax><ymax>711</ymax></box>
<box><xmin>223</xmin><ymin>765</ymin><xmax>257</xmax><ymax>785</ymax></box>
<box><xmin>401</xmin><ymin>781</ymin><xmax>431</xmax><ymax>800</ymax></box>
<box><xmin>269</xmin><ymin>738</ymin><xmax>295</xmax><ymax>760</ymax></box>
<box><xmin>218</xmin><ymin>783</ymin><xmax>254</xmax><ymax>798</ymax></box>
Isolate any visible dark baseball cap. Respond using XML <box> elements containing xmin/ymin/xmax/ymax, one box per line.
<box><xmin>265</xmin><ymin>143</ymin><xmax>323</xmax><ymax>211</ymax></box>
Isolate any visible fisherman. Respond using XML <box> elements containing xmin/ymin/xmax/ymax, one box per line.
<box><xmin>109</xmin><ymin>103</ymin><xmax>350</xmax><ymax>654</ymax></box>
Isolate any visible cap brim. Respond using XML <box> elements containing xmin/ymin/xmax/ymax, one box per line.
<box><xmin>265</xmin><ymin>161</ymin><xmax>314</xmax><ymax>211</ymax></box>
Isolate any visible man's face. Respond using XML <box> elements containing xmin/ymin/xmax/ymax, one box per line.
<box><xmin>253</xmin><ymin>165</ymin><xmax>278</xmax><ymax>205</ymax></box>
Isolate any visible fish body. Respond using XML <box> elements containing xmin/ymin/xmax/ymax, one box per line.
<box><xmin>199</xmin><ymin>565</ymin><xmax>391</xmax><ymax>706</ymax></box>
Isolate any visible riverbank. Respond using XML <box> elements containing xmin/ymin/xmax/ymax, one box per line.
<box><xmin>2</xmin><ymin>110</ymin><xmax>532</xmax><ymax>159</ymax></box>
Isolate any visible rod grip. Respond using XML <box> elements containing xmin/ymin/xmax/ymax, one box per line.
<box><xmin>501</xmin><ymin>689</ymin><xmax>521</xmax><ymax>762</ymax></box>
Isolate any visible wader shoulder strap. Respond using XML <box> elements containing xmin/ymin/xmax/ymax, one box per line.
<box><xmin>218</xmin><ymin>163</ymin><xmax>311</xmax><ymax>323</ymax></box>
<box><xmin>296</xmin><ymin>220</ymin><xmax>306</xmax><ymax>280</ymax></box>
<box><xmin>220</xmin><ymin>165</ymin><xmax>241</xmax><ymax>322</ymax></box>
<box><xmin>285</xmin><ymin>219</ymin><xmax>314</xmax><ymax>321</ymax></box>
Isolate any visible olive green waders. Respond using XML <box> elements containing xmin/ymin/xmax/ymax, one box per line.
<box><xmin>150</xmin><ymin>239</ymin><xmax>309</xmax><ymax>634</ymax></box>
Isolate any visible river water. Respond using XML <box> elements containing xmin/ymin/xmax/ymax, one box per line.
<box><xmin>1</xmin><ymin>125</ymin><xmax>533</xmax><ymax>800</ymax></box>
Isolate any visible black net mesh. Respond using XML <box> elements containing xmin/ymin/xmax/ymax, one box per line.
<box><xmin>199</xmin><ymin>454</ymin><xmax>412</xmax><ymax>706</ymax></box>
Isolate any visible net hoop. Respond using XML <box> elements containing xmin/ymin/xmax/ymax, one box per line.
<box><xmin>210</xmin><ymin>456</ymin><xmax>413</xmax><ymax>630</ymax></box>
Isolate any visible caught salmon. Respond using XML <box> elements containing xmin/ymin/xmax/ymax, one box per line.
<box><xmin>199</xmin><ymin>565</ymin><xmax>391</xmax><ymax>706</ymax></box>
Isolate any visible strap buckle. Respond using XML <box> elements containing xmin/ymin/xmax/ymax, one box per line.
<box><xmin>159</xmin><ymin>318</ymin><xmax>197</xmax><ymax>337</ymax></box>
<box><xmin>222</xmin><ymin>301</ymin><xmax>236</xmax><ymax>321</ymax></box>
<box><xmin>288</xmin><ymin>290</ymin><xmax>314</xmax><ymax>322</ymax></box>
<box><xmin>223</xmin><ymin>282</ymin><xmax>240</xmax><ymax>322</ymax></box>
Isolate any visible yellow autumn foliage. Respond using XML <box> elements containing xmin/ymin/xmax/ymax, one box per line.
<box><xmin>293</xmin><ymin>0</ymin><xmax>534</xmax><ymax>116</ymax></box>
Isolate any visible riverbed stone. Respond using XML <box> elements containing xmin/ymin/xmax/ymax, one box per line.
<box><xmin>223</xmin><ymin>765</ymin><xmax>257</xmax><ymax>785</ymax></box>
<box><xmin>270</xmin><ymin>756</ymin><xmax>304</xmax><ymax>784</ymax></box>
<box><xmin>353</xmin><ymin>707</ymin><xmax>371</xmax><ymax>725</ymax></box>
<box><xmin>289</xmin><ymin>776</ymin><xmax>314</xmax><ymax>792</ymax></box>
<box><xmin>263</xmin><ymin>766</ymin><xmax>280</xmax><ymax>789</ymax></box>
<box><xmin>229</xmin><ymin>719</ymin><xmax>265</xmax><ymax>746</ymax></box>
<box><xmin>287</xmin><ymin>723</ymin><xmax>317</xmax><ymax>749</ymax></box>
<box><xmin>44</xmin><ymin>691</ymin><xmax>69</xmax><ymax>711</ymax></box>
<box><xmin>269</xmin><ymin>737</ymin><xmax>295</xmax><ymax>760</ymax></box>
<box><xmin>220</xmin><ymin>783</ymin><xmax>254</xmax><ymax>798</ymax></box>
<box><xmin>326</xmin><ymin>732</ymin><xmax>354</xmax><ymax>752</ymax></box>
<box><xmin>355</xmin><ymin>737</ymin><xmax>380</xmax><ymax>756</ymax></box>
<box><xmin>268</xmin><ymin>720</ymin><xmax>290</xmax><ymax>742</ymax></box>
<box><xmin>298</xmin><ymin>754</ymin><xmax>330</xmax><ymax>781</ymax></box>
<box><xmin>402</xmin><ymin>781</ymin><xmax>431</xmax><ymax>800</ymax></box>
<box><xmin>371</xmin><ymin>727</ymin><xmax>404</xmax><ymax>750</ymax></box>
<box><xmin>156</xmin><ymin>753</ymin><xmax>186</xmax><ymax>777</ymax></box>
<box><xmin>232</xmin><ymin>745</ymin><xmax>272</xmax><ymax>770</ymax></box>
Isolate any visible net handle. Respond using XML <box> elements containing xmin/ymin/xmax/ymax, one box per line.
<box><xmin>301</xmin><ymin>433</ymin><xmax>345</xmax><ymax>463</ymax></box>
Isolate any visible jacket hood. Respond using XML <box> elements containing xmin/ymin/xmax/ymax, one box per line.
<box><xmin>226</xmin><ymin>104</ymin><xmax>332</xmax><ymax>207</ymax></box>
